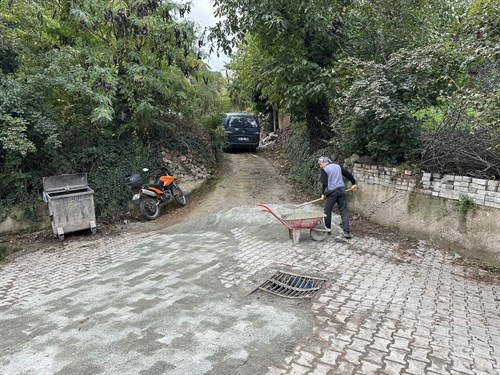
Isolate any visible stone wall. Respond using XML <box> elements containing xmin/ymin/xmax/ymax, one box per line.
<box><xmin>353</xmin><ymin>164</ymin><xmax>500</xmax><ymax>209</ymax></box>
<box><xmin>161</xmin><ymin>149</ymin><xmax>212</xmax><ymax>182</ymax></box>
<box><xmin>350</xmin><ymin>163</ymin><xmax>500</xmax><ymax>264</ymax></box>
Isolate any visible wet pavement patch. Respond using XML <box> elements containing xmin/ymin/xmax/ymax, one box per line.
<box><xmin>255</xmin><ymin>271</ymin><xmax>326</xmax><ymax>298</ymax></box>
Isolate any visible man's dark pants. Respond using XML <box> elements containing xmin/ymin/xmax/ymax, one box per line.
<box><xmin>324</xmin><ymin>188</ymin><xmax>350</xmax><ymax>233</ymax></box>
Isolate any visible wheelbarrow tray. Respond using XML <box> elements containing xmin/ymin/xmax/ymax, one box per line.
<box><xmin>257</xmin><ymin>204</ymin><xmax>329</xmax><ymax>244</ymax></box>
<box><xmin>281</xmin><ymin>213</ymin><xmax>326</xmax><ymax>230</ymax></box>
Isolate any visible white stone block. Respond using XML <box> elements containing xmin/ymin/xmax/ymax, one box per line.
<box><xmin>439</xmin><ymin>191</ymin><xmax>460</xmax><ymax>200</ymax></box>
<box><xmin>486</xmin><ymin>181</ymin><xmax>499</xmax><ymax>191</ymax></box>
<box><xmin>473</xmin><ymin>197</ymin><xmax>485</xmax><ymax>205</ymax></box>
<box><xmin>472</xmin><ymin>178</ymin><xmax>487</xmax><ymax>185</ymax></box>
<box><xmin>485</xmin><ymin>201</ymin><xmax>500</xmax><ymax>209</ymax></box>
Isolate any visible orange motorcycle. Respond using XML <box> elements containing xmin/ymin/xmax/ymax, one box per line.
<box><xmin>125</xmin><ymin>167</ymin><xmax>186</xmax><ymax>220</ymax></box>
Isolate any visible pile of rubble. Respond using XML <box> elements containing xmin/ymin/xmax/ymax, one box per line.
<box><xmin>260</xmin><ymin>132</ymin><xmax>279</xmax><ymax>148</ymax></box>
<box><xmin>160</xmin><ymin>150</ymin><xmax>212</xmax><ymax>182</ymax></box>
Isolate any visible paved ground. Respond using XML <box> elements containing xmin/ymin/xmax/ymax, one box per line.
<box><xmin>1</xmin><ymin>204</ymin><xmax>499</xmax><ymax>375</ymax></box>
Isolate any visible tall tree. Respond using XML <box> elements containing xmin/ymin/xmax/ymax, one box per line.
<box><xmin>0</xmin><ymin>0</ymin><xmax>226</xmax><ymax>216</ymax></box>
<box><xmin>344</xmin><ymin>0</ymin><xmax>453</xmax><ymax>62</ymax></box>
<box><xmin>211</xmin><ymin>0</ymin><xmax>350</xmax><ymax>150</ymax></box>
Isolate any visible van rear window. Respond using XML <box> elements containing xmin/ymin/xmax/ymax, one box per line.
<box><xmin>228</xmin><ymin>116</ymin><xmax>258</xmax><ymax>128</ymax></box>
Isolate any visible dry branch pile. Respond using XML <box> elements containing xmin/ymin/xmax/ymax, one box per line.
<box><xmin>420</xmin><ymin>112</ymin><xmax>500</xmax><ymax>179</ymax></box>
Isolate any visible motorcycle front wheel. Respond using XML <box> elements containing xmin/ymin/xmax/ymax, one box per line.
<box><xmin>173</xmin><ymin>184</ymin><xmax>187</xmax><ymax>206</ymax></box>
<box><xmin>140</xmin><ymin>197</ymin><xmax>160</xmax><ymax>220</ymax></box>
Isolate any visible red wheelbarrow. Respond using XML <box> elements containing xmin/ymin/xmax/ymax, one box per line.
<box><xmin>257</xmin><ymin>204</ymin><xmax>330</xmax><ymax>244</ymax></box>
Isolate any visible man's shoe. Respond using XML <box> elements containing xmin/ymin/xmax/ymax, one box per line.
<box><xmin>343</xmin><ymin>232</ymin><xmax>352</xmax><ymax>239</ymax></box>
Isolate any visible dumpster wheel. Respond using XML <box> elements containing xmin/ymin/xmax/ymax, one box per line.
<box><xmin>57</xmin><ymin>227</ymin><xmax>65</xmax><ymax>241</ymax></box>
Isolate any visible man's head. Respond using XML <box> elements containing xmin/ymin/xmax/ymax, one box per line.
<box><xmin>318</xmin><ymin>156</ymin><xmax>331</xmax><ymax>169</ymax></box>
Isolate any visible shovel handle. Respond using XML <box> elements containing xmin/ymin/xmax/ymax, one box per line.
<box><xmin>294</xmin><ymin>198</ymin><xmax>322</xmax><ymax>208</ymax></box>
<box><xmin>294</xmin><ymin>187</ymin><xmax>355</xmax><ymax>208</ymax></box>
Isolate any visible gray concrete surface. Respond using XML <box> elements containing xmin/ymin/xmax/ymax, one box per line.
<box><xmin>1</xmin><ymin>204</ymin><xmax>499</xmax><ymax>375</ymax></box>
<box><xmin>348</xmin><ymin>182</ymin><xmax>500</xmax><ymax>264</ymax></box>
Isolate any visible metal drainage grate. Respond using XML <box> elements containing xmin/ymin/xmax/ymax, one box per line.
<box><xmin>257</xmin><ymin>271</ymin><xmax>326</xmax><ymax>299</ymax></box>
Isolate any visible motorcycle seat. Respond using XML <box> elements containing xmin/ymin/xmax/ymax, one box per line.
<box><xmin>145</xmin><ymin>181</ymin><xmax>165</xmax><ymax>190</ymax></box>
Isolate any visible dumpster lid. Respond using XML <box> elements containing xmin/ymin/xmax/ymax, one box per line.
<box><xmin>43</xmin><ymin>173</ymin><xmax>89</xmax><ymax>193</ymax></box>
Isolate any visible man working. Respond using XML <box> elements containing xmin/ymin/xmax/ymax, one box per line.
<box><xmin>318</xmin><ymin>156</ymin><xmax>358</xmax><ymax>238</ymax></box>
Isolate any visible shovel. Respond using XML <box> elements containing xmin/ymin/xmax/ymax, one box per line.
<box><xmin>294</xmin><ymin>198</ymin><xmax>323</xmax><ymax>208</ymax></box>
<box><xmin>294</xmin><ymin>187</ymin><xmax>354</xmax><ymax>208</ymax></box>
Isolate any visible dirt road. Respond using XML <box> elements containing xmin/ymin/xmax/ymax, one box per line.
<box><xmin>139</xmin><ymin>149</ymin><xmax>306</xmax><ymax>231</ymax></box>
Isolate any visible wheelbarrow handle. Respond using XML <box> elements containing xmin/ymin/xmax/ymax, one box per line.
<box><xmin>257</xmin><ymin>204</ymin><xmax>291</xmax><ymax>229</ymax></box>
<box><xmin>257</xmin><ymin>203</ymin><xmax>273</xmax><ymax>214</ymax></box>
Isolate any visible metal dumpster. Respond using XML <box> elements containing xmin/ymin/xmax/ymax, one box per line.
<box><xmin>42</xmin><ymin>173</ymin><xmax>97</xmax><ymax>241</ymax></box>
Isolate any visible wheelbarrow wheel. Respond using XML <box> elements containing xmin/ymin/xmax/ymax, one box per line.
<box><xmin>310</xmin><ymin>224</ymin><xmax>328</xmax><ymax>241</ymax></box>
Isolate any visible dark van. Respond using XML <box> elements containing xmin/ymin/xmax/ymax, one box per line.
<box><xmin>222</xmin><ymin>113</ymin><xmax>260</xmax><ymax>151</ymax></box>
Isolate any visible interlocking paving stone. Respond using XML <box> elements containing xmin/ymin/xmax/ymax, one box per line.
<box><xmin>1</xmin><ymin>210</ymin><xmax>499</xmax><ymax>375</ymax></box>
<box><xmin>310</xmin><ymin>363</ymin><xmax>331</xmax><ymax>375</ymax></box>
<box><xmin>383</xmin><ymin>359</ymin><xmax>406</xmax><ymax>374</ymax></box>
<box><xmin>406</xmin><ymin>358</ymin><xmax>429</xmax><ymax>375</ymax></box>
<box><xmin>359</xmin><ymin>360</ymin><xmax>383</xmax><ymax>374</ymax></box>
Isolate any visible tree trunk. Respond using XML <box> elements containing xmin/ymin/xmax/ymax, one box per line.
<box><xmin>305</xmin><ymin>98</ymin><xmax>332</xmax><ymax>151</ymax></box>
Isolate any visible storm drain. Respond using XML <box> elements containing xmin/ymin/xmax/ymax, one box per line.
<box><xmin>256</xmin><ymin>271</ymin><xmax>326</xmax><ymax>299</ymax></box>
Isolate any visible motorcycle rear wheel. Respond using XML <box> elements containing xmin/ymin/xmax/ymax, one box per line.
<box><xmin>140</xmin><ymin>197</ymin><xmax>160</xmax><ymax>220</ymax></box>
<box><xmin>173</xmin><ymin>185</ymin><xmax>187</xmax><ymax>206</ymax></box>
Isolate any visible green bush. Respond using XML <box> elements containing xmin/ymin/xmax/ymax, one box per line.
<box><xmin>281</xmin><ymin>126</ymin><xmax>337</xmax><ymax>195</ymax></box>
<box><xmin>204</xmin><ymin>113</ymin><xmax>227</xmax><ymax>154</ymax></box>
<box><xmin>458</xmin><ymin>194</ymin><xmax>476</xmax><ymax>217</ymax></box>
<box><xmin>0</xmin><ymin>118</ymin><xmax>215</xmax><ymax>224</ymax></box>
